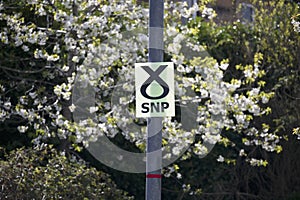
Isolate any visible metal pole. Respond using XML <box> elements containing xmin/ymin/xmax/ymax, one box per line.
<box><xmin>146</xmin><ymin>0</ymin><xmax>164</xmax><ymax>200</ymax></box>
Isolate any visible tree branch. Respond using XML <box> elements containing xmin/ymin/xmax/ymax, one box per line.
<box><xmin>2</xmin><ymin>68</ymin><xmax>55</xmax><ymax>85</ymax></box>
<box><xmin>0</xmin><ymin>65</ymin><xmax>45</xmax><ymax>74</ymax></box>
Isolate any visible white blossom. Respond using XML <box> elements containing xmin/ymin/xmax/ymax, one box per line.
<box><xmin>239</xmin><ymin>149</ymin><xmax>247</xmax><ymax>157</ymax></box>
<box><xmin>17</xmin><ymin>126</ymin><xmax>28</xmax><ymax>133</ymax></box>
<box><xmin>219</xmin><ymin>63</ymin><xmax>229</xmax><ymax>70</ymax></box>
<box><xmin>292</xmin><ymin>19</ymin><xmax>300</xmax><ymax>33</ymax></box>
<box><xmin>3</xmin><ymin>101</ymin><xmax>11</xmax><ymax>110</ymax></box>
<box><xmin>217</xmin><ymin>155</ymin><xmax>224</xmax><ymax>162</ymax></box>
<box><xmin>69</xmin><ymin>104</ymin><xmax>76</xmax><ymax>113</ymax></box>
<box><xmin>89</xmin><ymin>106</ymin><xmax>98</xmax><ymax>114</ymax></box>
<box><xmin>202</xmin><ymin>7</ymin><xmax>215</xmax><ymax>19</ymax></box>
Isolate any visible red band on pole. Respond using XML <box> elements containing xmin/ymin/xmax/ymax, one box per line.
<box><xmin>146</xmin><ymin>174</ymin><xmax>162</xmax><ymax>179</ymax></box>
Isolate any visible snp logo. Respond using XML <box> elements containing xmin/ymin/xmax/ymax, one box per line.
<box><xmin>135</xmin><ymin>62</ymin><xmax>175</xmax><ymax>118</ymax></box>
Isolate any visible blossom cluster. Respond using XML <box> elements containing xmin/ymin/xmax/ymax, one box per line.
<box><xmin>291</xmin><ymin>14</ymin><xmax>300</xmax><ymax>33</ymax></box>
<box><xmin>0</xmin><ymin>0</ymin><xmax>280</xmax><ymax>176</ymax></box>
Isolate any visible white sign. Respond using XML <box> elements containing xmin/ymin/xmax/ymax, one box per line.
<box><xmin>135</xmin><ymin>62</ymin><xmax>175</xmax><ymax>118</ymax></box>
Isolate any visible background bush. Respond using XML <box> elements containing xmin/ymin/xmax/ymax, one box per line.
<box><xmin>0</xmin><ymin>145</ymin><xmax>133</xmax><ymax>200</ymax></box>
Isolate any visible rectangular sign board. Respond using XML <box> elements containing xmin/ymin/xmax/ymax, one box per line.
<box><xmin>135</xmin><ymin>62</ymin><xmax>175</xmax><ymax>118</ymax></box>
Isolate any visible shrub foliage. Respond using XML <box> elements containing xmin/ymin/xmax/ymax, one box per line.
<box><xmin>0</xmin><ymin>145</ymin><xmax>133</xmax><ymax>200</ymax></box>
